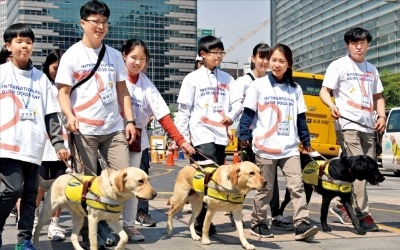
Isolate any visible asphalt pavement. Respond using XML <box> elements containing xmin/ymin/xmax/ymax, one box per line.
<box><xmin>2</xmin><ymin>157</ymin><xmax>400</xmax><ymax>250</ymax></box>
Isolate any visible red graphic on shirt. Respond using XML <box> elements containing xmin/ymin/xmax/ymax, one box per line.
<box><xmin>0</xmin><ymin>93</ymin><xmax>23</xmax><ymax>152</ymax></box>
<box><xmin>347</xmin><ymin>72</ymin><xmax>374</xmax><ymax>112</ymax></box>
<box><xmin>72</xmin><ymin>72</ymin><xmax>105</xmax><ymax>126</ymax></box>
<box><xmin>200</xmin><ymin>83</ymin><xmax>229</xmax><ymax>128</ymax></box>
<box><xmin>253</xmin><ymin>102</ymin><xmax>283</xmax><ymax>154</ymax></box>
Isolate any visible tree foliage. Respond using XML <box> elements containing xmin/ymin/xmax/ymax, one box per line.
<box><xmin>380</xmin><ymin>70</ymin><xmax>400</xmax><ymax>109</ymax></box>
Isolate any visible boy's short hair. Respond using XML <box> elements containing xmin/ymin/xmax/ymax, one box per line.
<box><xmin>3</xmin><ymin>23</ymin><xmax>35</xmax><ymax>43</ymax></box>
<box><xmin>80</xmin><ymin>0</ymin><xmax>110</xmax><ymax>20</ymax></box>
<box><xmin>197</xmin><ymin>35</ymin><xmax>224</xmax><ymax>55</ymax></box>
<box><xmin>344</xmin><ymin>27</ymin><xmax>372</xmax><ymax>44</ymax></box>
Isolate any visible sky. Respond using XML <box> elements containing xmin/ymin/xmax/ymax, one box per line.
<box><xmin>197</xmin><ymin>0</ymin><xmax>271</xmax><ymax>68</ymax></box>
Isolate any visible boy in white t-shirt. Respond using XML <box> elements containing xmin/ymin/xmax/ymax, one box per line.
<box><xmin>56</xmin><ymin>0</ymin><xmax>136</xmax><ymax>247</ymax></box>
<box><xmin>0</xmin><ymin>23</ymin><xmax>69</xmax><ymax>250</ymax></box>
<box><xmin>319</xmin><ymin>27</ymin><xmax>386</xmax><ymax>232</ymax></box>
<box><xmin>177</xmin><ymin>35</ymin><xmax>241</xmax><ymax>234</ymax></box>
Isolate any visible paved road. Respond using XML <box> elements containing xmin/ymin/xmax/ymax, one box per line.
<box><xmin>2</xmin><ymin>158</ymin><xmax>400</xmax><ymax>249</ymax></box>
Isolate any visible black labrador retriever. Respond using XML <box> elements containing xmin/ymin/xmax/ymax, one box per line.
<box><xmin>279</xmin><ymin>154</ymin><xmax>385</xmax><ymax>235</ymax></box>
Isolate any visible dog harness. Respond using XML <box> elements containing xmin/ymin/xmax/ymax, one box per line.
<box><xmin>192</xmin><ymin>165</ymin><xmax>245</xmax><ymax>204</ymax></box>
<box><xmin>302</xmin><ymin>160</ymin><xmax>352</xmax><ymax>193</ymax></box>
<box><xmin>65</xmin><ymin>175</ymin><xmax>123</xmax><ymax>213</ymax></box>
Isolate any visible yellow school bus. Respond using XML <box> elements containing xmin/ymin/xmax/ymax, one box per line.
<box><xmin>293</xmin><ymin>71</ymin><xmax>340</xmax><ymax>157</ymax></box>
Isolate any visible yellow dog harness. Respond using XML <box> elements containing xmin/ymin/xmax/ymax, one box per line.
<box><xmin>302</xmin><ymin>160</ymin><xmax>352</xmax><ymax>193</ymax></box>
<box><xmin>65</xmin><ymin>175</ymin><xmax>123</xmax><ymax>213</ymax></box>
<box><xmin>192</xmin><ymin>166</ymin><xmax>245</xmax><ymax>204</ymax></box>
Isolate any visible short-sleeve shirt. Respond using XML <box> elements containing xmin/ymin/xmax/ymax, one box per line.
<box><xmin>322</xmin><ymin>55</ymin><xmax>383</xmax><ymax>133</ymax></box>
<box><xmin>55</xmin><ymin>41</ymin><xmax>127</xmax><ymax>135</ymax></box>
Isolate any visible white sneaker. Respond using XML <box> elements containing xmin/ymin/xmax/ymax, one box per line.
<box><xmin>123</xmin><ymin>226</ymin><xmax>145</xmax><ymax>242</ymax></box>
<box><xmin>182</xmin><ymin>203</ymin><xmax>192</xmax><ymax>213</ymax></box>
<box><xmin>48</xmin><ymin>223</ymin><xmax>66</xmax><ymax>241</ymax></box>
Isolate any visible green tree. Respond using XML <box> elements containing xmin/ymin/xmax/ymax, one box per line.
<box><xmin>380</xmin><ymin>70</ymin><xmax>400</xmax><ymax>109</ymax></box>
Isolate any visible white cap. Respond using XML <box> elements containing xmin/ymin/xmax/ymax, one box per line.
<box><xmin>195</xmin><ymin>55</ymin><xmax>203</xmax><ymax>61</ymax></box>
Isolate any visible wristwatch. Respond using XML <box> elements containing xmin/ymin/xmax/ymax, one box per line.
<box><xmin>127</xmin><ymin>120</ymin><xmax>136</xmax><ymax>125</ymax></box>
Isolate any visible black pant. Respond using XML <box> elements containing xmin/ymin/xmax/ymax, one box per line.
<box><xmin>0</xmin><ymin>158</ymin><xmax>39</xmax><ymax>243</ymax></box>
<box><xmin>138</xmin><ymin>149</ymin><xmax>150</xmax><ymax>214</ymax></box>
<box><xmin>194</xmin><ymin>143</ymin><xmax>226</xmax><ymax>224</ymax></box>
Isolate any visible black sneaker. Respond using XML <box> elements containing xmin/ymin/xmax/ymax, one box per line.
<box><xmin>81</xmin><ymin>232</ymin><xmax>106</xmax><ymax>249</ymax></box>
<box><xmin>294</xmin><ymin>221</ymin><xmax>318</xmax><ymax>241</ymax></box>
<box><xmin>250</xmin><ymin>223</ymin><xmax>274</xmax><ymax>238</ymax></box>
<box><xmin>194</xmin><ymin>221</ymin><xmax>217</xmax><ymax>235</ymax></box>
<box><xmin>270</xmin><ymin>215</ymin><xmax>294</xmax><ymax>231</ymax></box>
<box><xmin>135</xmin><ymin>212</ymin><xmax>157</xmax><ymax>227</ymax></box>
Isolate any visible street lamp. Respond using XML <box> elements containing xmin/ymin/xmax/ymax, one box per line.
<box><xmin>223</xmin><ymin>59</ymin><xmax>239</xmax><ymax>79</ymax></box>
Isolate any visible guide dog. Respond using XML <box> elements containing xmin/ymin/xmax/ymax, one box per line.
<box><xmin>166</xmin><ymin>161</ymin><xmax>266</xmax><ymax>250</ymax></box>
<box><xmin>33</xmin><ymin>167</ymin><xmax>157</xmax><ymax>250</ymax></box>
<box><xmin>279</xmin><ymin>154</ymin><xmax>385</xmax><ymax>235</ymax></box>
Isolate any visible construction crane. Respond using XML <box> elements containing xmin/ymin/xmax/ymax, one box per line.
<box><xmin>224</xmin><ymin>19</ymin><xmax>270</xmax><ymax>55</ymax></box>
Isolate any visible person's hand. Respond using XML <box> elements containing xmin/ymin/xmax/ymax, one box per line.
<box><xmin>330</xmin><ymin>105</ymin><xmax>341</xmax><ymax>119</ymax></box>
<box><xmin>240</xmin><ymin>139</ymin><xmax>251</xmax><ymax>148</ymax></box>
<box><xmin>221</xmin><ymin>116</ymin><xmax>233</xmax><ymax>126</ymax></box>
<box><xmin>374</xmin><ymin>117</ymin><xmax>386</xmax><ymax>133</ymax></box>
<box><xmin>180</xmin><ymin>142</ymin><xmax>195</xmax><ymax>155</ymax></box>
<box><xmin>227</xmin><ymin>128</ymin><xmax>233</xmax><ymax>142</ymax></box>
<box><xmin>126</xmin><ymin>123</ymin><xmax>136</xmax><ymax>144</ymax></box>
<box><xmin>66</xmin><ymin>115</ymin><xmax>79</xmax><ymax>132</ymax></box>
<box><xmin>56</xmin><ymin>149</ymin><xmax>70</xmax><ymax>161</ymax></box>
<box><xmin>301</xmin><ymin>146</ymin><xmax>311</xmax><ymax>154</ymax></box>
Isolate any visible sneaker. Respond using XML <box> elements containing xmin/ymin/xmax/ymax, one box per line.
<box><xmin>81</xmin><ymin>234</ymin><xmax>106</xmax><ymax>250</ymax></box>
<box><xmin>250</xmin><ymin>223</ymin><xmax>274</xmax><ymax>238</ymax></box>
<box><xmin>10</xmin><ymin>206</ymin><xmax>18</xmax><ymax>217</ymax></box>
<box><xmin>15</xmin><ymin>240</ymin><xmax>37</xmax><ymax>250</ymax></box>
<box><xmin>329</xmin><ymin>205</ymin><xmax>352</xmax><ymax>225</ymax></box>
<box><xmin>182</xmin><ymin>203</ymin><xmax>192</xmax><ymax>213</ymax></box>
<box><xmin>47</xmin><ymin>223</ymin><xmax>66</xmax><ymax>241</ymax></box>
<box><xmin>270</xmin><ymin>215</ymin><xmax>294</xmax><ymax>231</ymax></box>
<box><xmin>33</xmin><ymin>207</ymin><xmax>39</xmax><ymax>229</ymax></box>
<box><xmin>194</xmin><ymin>221</ymin><xmax>217</xmax><ymax>235</ymax></box>
<box><xmin>294</xmin><ymin>221</ymin><xmax>318</xmax><ymax>241</ymax></box>
<box><xmin>135</xmin><ymin>212</ymin><xmax>157</xmax><ymax>227</ymax></box>
<box><xmin>123</xmin><ymin>226</ymin><xmax>145</xmax><ymax>242</ymax></box>
<box><xmin>359</xmin><ymin>215</ymin><xmax>379</xmax><ymax>231</ymax></box>
<box><xmin>97</xmin><ymin>221</ymin><xmax>116</xmax><ymax>246</ymax></box>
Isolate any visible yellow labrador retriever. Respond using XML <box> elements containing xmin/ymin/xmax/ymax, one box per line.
<box><xmin>167</xmin><ymin>161</ymin><xmax>265</xmax><ymax>250</ymax></box>
<box><xmin>33</xmin><ymin>167</ymin><xmax>157</xmax><ymax>250</ymax></box>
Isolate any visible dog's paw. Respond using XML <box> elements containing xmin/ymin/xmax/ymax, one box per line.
<box><xmin>192</xmin><ymin>234</ymin><xmax>201</xmax><ymax>241</ymax></box>
<box><xmin>356</xmin><ymin>227</ymin><xmax>367</xmax><ymax>235</ymax></box>
<box><xmin>322</xmin><ymin>225</ymin><xmax>332</xmax><ymax>232</ymax></box>
<box><xmin>202</xmin><ymin>238</ymin><xmax>211</xmax><ymax>245</ymax></box>
<box><xmin>243</xmin><ymin>243</ymin><xmax>256</xmax><ymax>250</ymax></box>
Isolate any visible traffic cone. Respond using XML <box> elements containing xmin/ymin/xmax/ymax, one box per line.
<box><xmin>151</xmin><ymin>148</ymin><xmax>160</xmax><ymax>164</ymax></box>
<box><xmin>233</xmin><ymin>148</ymin><xmax>240</xmax><ymax>164</ymax></box>
<box><xmin>178</xmin><ymin>149</ymin><xmax>185</xmax><ymax>160</ymax></box>
<box><xmin>165</xmin><ymin>147</ymin><xmax>176</xmax><ymax>166</ymax></box>
<box><xmin>173</xmin><ymin>146</ymin><xmax>179</xmax><ymax>160</ymax></box>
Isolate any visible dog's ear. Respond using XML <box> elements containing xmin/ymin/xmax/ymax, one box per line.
<box><xmin>114</xmin><ymin>171</ymin><xmax>128</xmax><ymax>192</ymax></box>
<box><xmin>229</xmin><ymin>163</ymin><xmax>240</xmax><ymax>185</ymax></box>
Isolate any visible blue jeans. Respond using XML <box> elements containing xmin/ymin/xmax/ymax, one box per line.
<box><xmin>0</xmin><ymin>158</ymin><xmax>39</xmax><ymax>243</ymax></box>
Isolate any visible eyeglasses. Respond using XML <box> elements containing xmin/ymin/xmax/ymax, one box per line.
<box><xmin>84</xmin><ymin>19</ymin><xmax>110</xmax><ymax>27</ymax></box>
<box><xmin>208</xmin><ymin>51</ymin><xmax>226</xmax><ymax>57</ymax></box>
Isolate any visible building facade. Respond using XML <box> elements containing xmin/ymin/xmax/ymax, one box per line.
<box><xmin>271</xmin><ymin>0</ymin><xmax>400</xmax><ymax>74</ymax></box>
<box><xmin>5</xmin><ymin>0</ymin><xmax>197</xmax><ymax>104</ymax></box>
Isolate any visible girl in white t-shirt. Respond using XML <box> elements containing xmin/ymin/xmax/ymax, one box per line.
<box><xmin>121</xmin><ymin>39</ymin><xmax>195</xmax><ymax>241</ymax></box>
<box><xmin>239</xmin><ymin>44</ymin><xmax>318</xmax><ymax>241</ymax></box>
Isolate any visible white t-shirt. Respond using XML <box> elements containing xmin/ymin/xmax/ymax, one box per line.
<box><xmin>243</xmin><ymin>75</ymin><xmax>307</xmax><ymax>159</ymax></box>
<box><xmin>42</xmin><ymin>85</ymin><xmax>69</xmax><ymax>162</ymax></box>
<box><xmin>55</xmin><ymin>41</ymin><xmax>127</xmax><ymax>135</ymax></box>
<box><xmin>231</xmin><ymin>72</ymin><xmax>255</xmax><ymax>104</ymax></box>
<box><xmin>177</xmin><ymin>67</ymin><xmax>235</xmax><ymax>147</ymax></box>
<box><xmin>0</xmin><ymin>62</ymin><xmax>59</xmax><ymax>165</ymax></box>
<box><xmin>126</xmin><ymin>72</ymin><xmax>170</xmax><ymax>149</ymax></box>
<box><xmin>322</xmin><ymin>55</ymin><xmax>383</xmax><ymax>133</ymax></box>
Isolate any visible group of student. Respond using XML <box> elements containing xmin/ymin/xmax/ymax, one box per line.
<box><xmin>0</xmin><ymin>0</ymin><xmax>387</xmax><ymax>249</ymax></box>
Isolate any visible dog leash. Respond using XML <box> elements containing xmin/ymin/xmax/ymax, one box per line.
<box><xmin>340</xmin><ymin>116</ymin><xmax>375</xmax><ymax>130</ymax></box>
